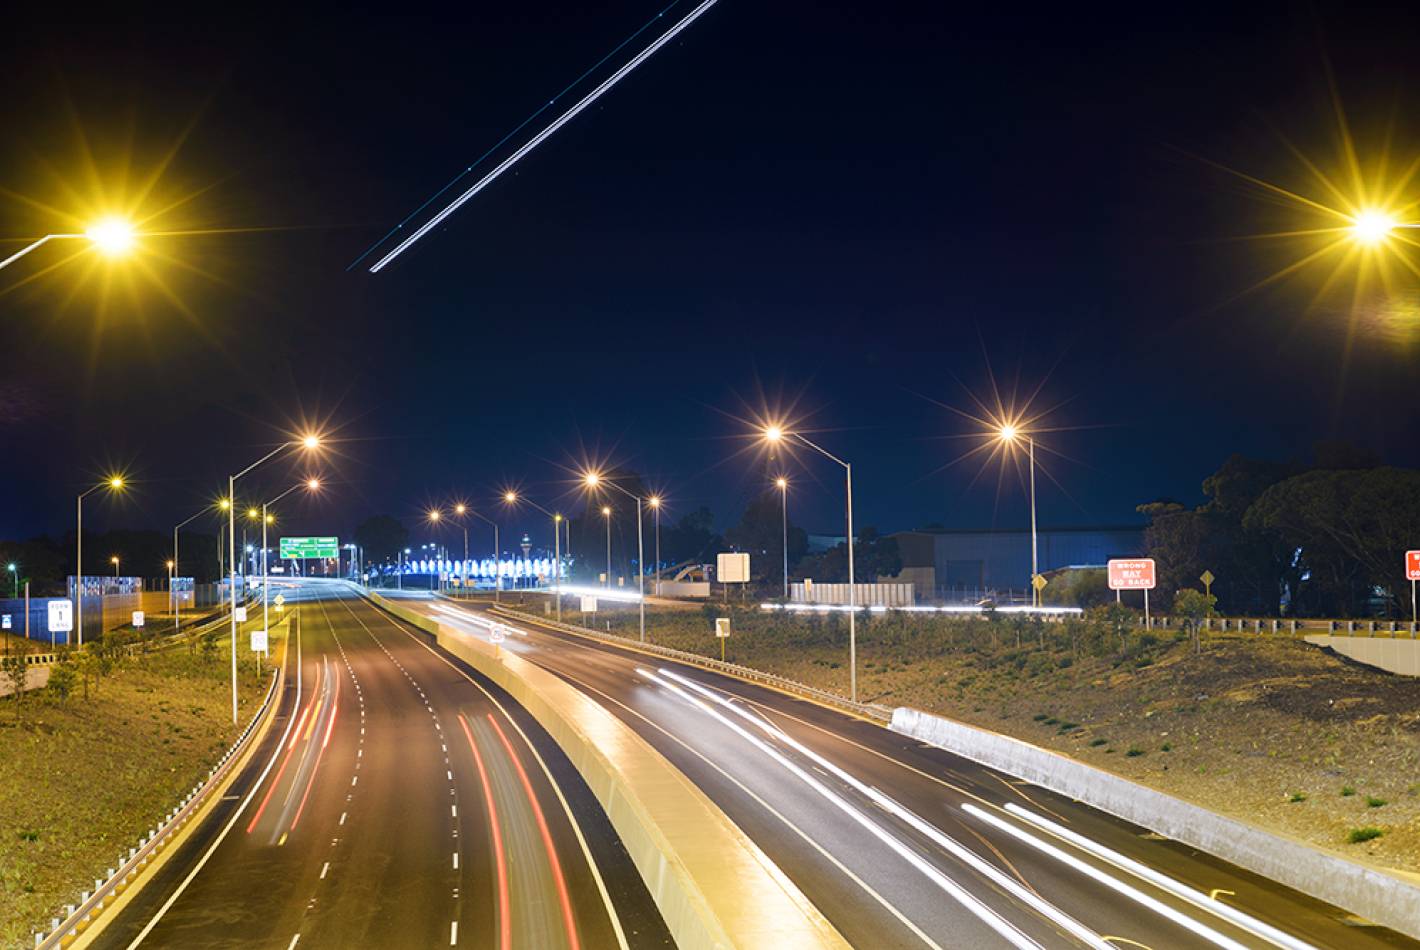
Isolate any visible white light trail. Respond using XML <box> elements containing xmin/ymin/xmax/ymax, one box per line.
<box><xmin>657</xmin><ymin>669</ymin><xmax>1111</xmax><ymax>949</ymax></box>
<box><xmin>759</xmin><ymin>602</ymin><xmax>1083</xmax><ymax>616</ymax></box>
<box><xmin>962</xmin><ymin>804</ymin><xmax>1251</xmax><ymax>950</ymax></box>
<box><xmin>369</xmin><ymin>0</ymin><xmax>720</xmax><ymax>273</ymax></box>
<box><xmin>1001</xmin><ymin>804</ymin><xmax>1315</xmax><ymax>950</ymax></box>
<box><xmin>637</xmin><ymin>667</ymin><xmax>1046</xmax><ymax>949</ymax></box>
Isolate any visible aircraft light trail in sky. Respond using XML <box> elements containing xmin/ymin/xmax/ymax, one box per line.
<box><xmin>368</xmin><ymin>0</ymin><xmax>720</xmax><ymax>274</ymax></box>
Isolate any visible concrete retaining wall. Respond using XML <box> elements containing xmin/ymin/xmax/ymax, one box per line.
<box><xmin>367</xmin><ymin>592</ymin><xmax>848</xmax><ymax>950</ymax></box>
<box><xmin>890</xmin><ymin>706</ymin><xmax>1420</xmax><ymax>941</ymax></box>
<box><xmin>1305</xmin><ymin>634</ymin><xmax>1420</xmax><ymax>677</ymax></box>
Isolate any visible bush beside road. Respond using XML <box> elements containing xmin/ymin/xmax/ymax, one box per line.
<box><xmin>509</xmin><ymin>598</ymin><xmax>1420</xmax><ymax>874</ymax></box>
<box><xmin>0</xmin><ymin>628</ymin><xmax>272</xmax><ymax>948</ymax></box>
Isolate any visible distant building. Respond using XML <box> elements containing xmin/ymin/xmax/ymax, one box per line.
<box><xmin>888</xmin><ymin>526</ymin><xmax>1145</xmax><ymax>599</ymax></box>
<box><xmin>806</xmin><ymin>533</ymin><xmax>847</xmax><ymax>554</ymax></box>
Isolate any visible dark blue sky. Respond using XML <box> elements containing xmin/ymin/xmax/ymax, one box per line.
<box><xmin>2</xmin><ymin>1</ymin><xmax>1418</xmax><ymax>552</ymax></box>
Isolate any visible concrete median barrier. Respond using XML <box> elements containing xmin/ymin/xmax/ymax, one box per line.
<box><xmin>365</xmin><ymin>591</ymin><xmax>848</xmax><ymax>950</ymax></box>
<box><xmin>891</xmin><ymin>705</ymin><xmax>1420</xmax><ymax>941</ymax></box>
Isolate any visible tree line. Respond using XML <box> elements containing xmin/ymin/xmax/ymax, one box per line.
<box><xmin>1138</xmin><ymin>443</ymin><xmax>1420</xmax><ymax>617</ymax></box>
<box><xmin>0</xmin><ymin>530</ymin><xmax>223</xmax><ymax>597</ymax></box>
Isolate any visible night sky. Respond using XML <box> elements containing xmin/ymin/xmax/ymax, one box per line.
<box><xmin>3</xmin><ymin>1</ymin><xmax>1419</xmax><ymax>553</ymax></box>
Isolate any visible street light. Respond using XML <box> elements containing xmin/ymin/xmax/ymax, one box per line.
<box><xmin>761</xmin><ymin>424</ymin><xmax>860</xmax><ymax>702</ymax></box>
<box><xmin>6</xmin><ymin>562</ymin><xmax>17</xmax><ymax>599</ymax></box>
<box><xmin>173</xmin><ymin>498</ymin><xmax>227</xmax><ymax>636</ymax></box>
<box><xmin>585</xmin><ymin>471</ymin><xmax>646</xmax><ymax>643</ymax></box>
<box><xmin>427</xmin><ymin>509</ymin><xmax>444</xmax><ymax>593</ymax></box>
<box><xmin>110</xmin><ymin>555</ymin><xmax>120</xmax><ymax>578</ymax></box>
<box><xmin>0</xmin><ymin>216</ymin><xmax>139</xmax><ymax>272</ymax></box>
<box><xmin>996</xmin><ymin>423</ymin><xmax>1041</xmax><ymax>607</ymax></box>
<box><xmin>262</xmin><ymin>478</ymin><xmax>321</xmax><ymax>644</ymax></box>
<box><xmin>452</xmin><ymin>504</ymin><xmax>501</xmax><ymax>602</ymax></box>
<box><xmin>226</xmin><ymin>433</ymin><xmax>322</xmax><ymax>723</ymax></box>
<box><xmin>775</xmin><ymin>476</ymin><xmax>790</xmax><ymax>599</ymax></box>
<box><xmin>648</xmin><ymin>495</ymin><xmax>662</xmax><ymax>596</ymax></box>
<box><xmin>76</xmin><ymin>475</ymin><xmax>125</xmax><ymax>648</ymax></box>
<box><xmin>502</xmin><ymin>490</ymin><xmax>564</xmax><ymax>620</ymax></box>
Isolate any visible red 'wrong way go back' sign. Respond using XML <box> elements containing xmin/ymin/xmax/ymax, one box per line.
<box><xmin>1108</xmin><ymin>558</ymin><xmax>1156</xmax><ymax>590</ymax></box>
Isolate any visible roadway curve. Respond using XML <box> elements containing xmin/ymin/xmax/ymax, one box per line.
<box><xmin>93</xmin><ymin>583</ymin><xmax>670</xmax><ymax>950</ymax></box>
<box><xmin>408</xmin><ymin>593</ymin><xmax>1419</xmax><ymax>950</ymax></box>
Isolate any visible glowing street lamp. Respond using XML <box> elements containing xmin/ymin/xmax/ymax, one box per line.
<box><xmin>502</xmin><ymin>491</ymin><xmax>564</xmax><ymax>620</ymax></box>
<box><xmin>0</xmin><ymin>216</ymin><xmax>139</xmax><ymax>272</ymax></box>
<box><xmin>775</xmin><ymin>477</ymin><xmax>790</xmax><ymax>599</ymax></box>
<box><xmin>110</xmin><ymin>555</ymin><xmax>121</xmax><ymax>578</ymax></box>
<box><xmin>449</xmin><ymin>503</ymin><xmax>501</xmax><ymax>602</ymax></box>
<box><xmin>648</xmin><ymin>495</ymin><xmax>662</xmax><ymax>596</ymax></box>
<box><xmin>1350</xmin><ymin>210</ymin><xmax>1399</xmax><ymax>246</ymax></box>
<box><xmin>996</xmin><ymin>422</ymin><xmax>1042</xmax><ymax>607</ymax></box>
<box><xmin>760</xmin><ymin>423</ymin><xmax>860</xmax><ymax>702</ymax></box>
<box><xmin>173</xmin><ymin>497</ymin><xmax>229</xmax><ymax>635</ymax></box>
<box><xmin>426</xmin><ymin>509</ymin><xmax>445</xmax><ymax>593</ymax></box>
<box><xmin>7</xmin><ymin>562</ymin><xmax>18</xmax><ymax>599</ymax></box>
<box><xmin>585</xmin><ymin>471</ymin><xmax>646</xmax><ymax>642</ymax></box>
<box><xmin>226</xmin><ymin>432</ymin><xmax>322</xmax><ymax>723</ymax></box>
<box><xmin>75</xmin><ymin>475</ymin><xmax>125</xmax><ymax>648</ymax></box>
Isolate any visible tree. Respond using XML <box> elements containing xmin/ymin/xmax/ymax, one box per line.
<box><xmin>1173</xmin><ymin>588</ymin><xmax>1216</xmax><ymax>654</ymax></box>
<box><xmin>724</xmin><ymin>491</ymin><xmax>807</xmax><ymax>582</ymax></box>
<box><xmin>46</xmin><ymin>654</ymin><xmax>78</xmax><ymax>703</ymax></box>
<box><xmin>660</xmin><ymin>507</ymin><xmax>723</xmax><ymax>569</ymax></box>
<box><xmin>354</xmin><ymin>515</ymin><xmax>410</xmax><ymax>565</ymax></box>
<box><xmin>1</xmin><ymin>645</ymin><xmax>29</xmax><ymax>711</ymax></box>
<box><xmin>796</xmin><ymin>526</ymin><xmax>901</xmax><ymax>583</ymax></box>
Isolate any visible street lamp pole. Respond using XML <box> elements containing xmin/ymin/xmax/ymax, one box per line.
<box><xmin>264</xmin><ymin>478</ymin><xmax>320</xmax><ymax>651</ymax></box>
<box><xmin>776</xmin><ymin>477</ymin><xmax>790</xmax><ymax>599</ymax></box>
<box><xmin>173</xmin><ymin>505</ymin><xmax>213</xmax><ymax>636</ymax></box>
<box><xmin>76</xmin><ymin>476</ymin><xmax>124</xmax><ymax>648</ymax></box>
<box><xmin>588</xmin><ymin>474</ymin><xmax>646</xmax><ymax>643</ymax></box>
<box><xmin>649</xmin><ymin>497</ymin><xmax>662</xmax><ymax>596</ymax></box>
<box><xmin>1028</xmin><ymin>436</ymin><xmax>1039</xmax><ymax>607</ymax></box>
<box><xmin>460</xmin><ymin>507</ymin><xmax>501</xmax><ymax>602</ymax></box>
<box><xmin>503</xmin><ymin>493</ymin><xmax>564</xmax><ymax>621</ymax></box>
<box><xmin>227</xmin><ymin>435</ymin><xmax>320</xmax><ymax>725</ymax></box>
<box><xmin>764</xmin><ymin>427</ymin><xmax>857</xmax><ymax>702</ymax></box>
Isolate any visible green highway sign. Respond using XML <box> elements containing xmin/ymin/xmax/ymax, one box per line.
<box><xmin>280</xmin><ymin>536</ymin><xmax>339</xmax><ymax>559</ymax></box>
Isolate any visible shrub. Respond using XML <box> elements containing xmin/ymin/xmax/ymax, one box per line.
<box><xmin>1089</xmin><ymin>738</ymin><xmax>1108</xmax><ymax>747</ymax></box>
<box><xmin>1365</xmin><ymin>796</ymin><xmax>1387</xmax><ymax>808</ymax></box>
<box><xmin>1125</xmin><ymin>747</ymin><xmax>1146</xmax><ymax>757</ymax></box>
<box><xmin>1341</xmin><ymin>786</ymin><xmax>1356</xmax><ymax>797</ymax></box>
<box><xmin>1289</xmin><ymin>792</ymin><xmax>1307</xmax><ymax>803</ymax></box>
<box><xmin>1347</xmin><ymin>827</ymin><xmax>1384</xmax><ymax>844</ymax></box>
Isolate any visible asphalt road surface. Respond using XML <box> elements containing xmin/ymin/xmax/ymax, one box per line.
<box><xmin>404</xmin><ymin>591</ymin><xmax>1418</xmax><ymax>950</ymax></box>
<box><xmin>94</xmin><ymin>584</ymin><xmax>670</xmax><ymax>950</ymax></box>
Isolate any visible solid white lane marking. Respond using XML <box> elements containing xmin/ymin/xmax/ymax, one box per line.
<box><xmin>320</xmin><ymin>862</ymin><xmax>329</xmax><ymax>879</ymax></box>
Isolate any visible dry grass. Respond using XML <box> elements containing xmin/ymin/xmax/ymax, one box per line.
<box><xmin>0</xmin><ymin>635</ymin><xmax>270</xmax><ymax>947</ymax></box>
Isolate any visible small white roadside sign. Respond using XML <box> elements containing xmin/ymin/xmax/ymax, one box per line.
<box><xmin>234</xmin><ymin>606</ymin><xmax>248</xmax><ymax>622</ymax></box>
<box><xmin>48</xmin><ymin>599</ymin><xmax>73</xmax><ymax>633</ymax></box>
<box><xmin>132</xmin><ymin>610</ymin><xmax>145</xmax><ymax>628</ymax></box>
<box><xmin>250</xmin><ymin>629</ymin><xmax>268</xmax><ymax>653</ymax></box>
<box><xmin>580</xmin><ymin>595</ymin><xmax>597</xmax><ymax>613</ymax></box>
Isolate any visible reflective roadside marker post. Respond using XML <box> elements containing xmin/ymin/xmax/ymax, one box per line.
<box><xmin>715</xmin><ymin>616</ymin><xmax>730</xmax><ymax>662</ymax></box>
<box><xmin>1406</xmin><ymin>550</ymin><xmax>1420</xmax><ymax>635</ymax></box>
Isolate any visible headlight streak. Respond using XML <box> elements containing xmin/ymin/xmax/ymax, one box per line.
<box><xmin>656</xmin><ymin>669</ymin><xmax>1113</xmax><ymax>950</ymax></box>
<box><xmin>1001</xmin><ymin>804</ymin><xmax>1315</xmax><ymax>950</ymax></box>
<box><xmin>430</xmin><ymin>603</ymin><xmax>527</xmax><ymax>637</ymax></box>
<box><xmin>368</xmin><ymin>0</ymin><xmax>720</xmax><ymax>273</ymax></box>
<box><xmin>760</xmin><ymin>602</ymin><xmax>1084</xmax><ymax>616</ymax></box>
<box><xmin>962</xmin><ymin>804</ymin><xmax>1250</xmax><ymax>950</ymax></box>
<box><xmin>634</xmin><ymin>667</ymin><xmax>1046</xmax><ymax>950</ymax></box>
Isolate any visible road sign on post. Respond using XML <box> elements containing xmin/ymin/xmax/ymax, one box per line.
<box><xmin>279</xmin><ymin>537</ymin><xmax>340</xmax><ymax>559</ymax></box>
<box><xmin>48</xmin><ymin>599</ymin><xmax>73</xmax><ymax>636</ymax></box>
<box><xmin>1108</xmin><ymin>558</ymin><xmax>1156</xmax><ymax>628</ymax></box>
<box><xmin>1031</xmin><ymin>574</ymin><xmax>1048</xmax><ymax>593</ymax></box>
<box><xmin>132</xmin><ymin>611</ymin><xmax>145</xmax><ymax>628</ymax></box>
<box><xmin>1406</xmin><ymin>551</ymin><xmax>1420</xmax><ymax>631</ymax></box>
<box><xmin>580</xmin><ymin>596</ymin><xmax>597</xmax><ymax>613</ymax></box>
<box><xmin>250</xmin><ymin>629</ymin><xmax>268</xmax><ymax>653</ymax></box>
<box><xmin>715</xmin><ymin>616</ymin><xmax>730</xmax><ymax>661</ymax></box>
<box><xmin>717</xmin><ymin>553</ymin><xmax>750</xmax><ymax>584</ymax></box>
<box><xmin>1</xmin><ymin>615</ymin><xmax>10</xmax><ymax>630</ymax></box>
<box><xmin>235</xmin><ymin>606</ymin><xmax>248</xmax><ymax>622</ymax></box>
<box><xmin>1199</xmin><ymin>569</ymin><xmax>1215</xmax><ymax>598</ymax></box>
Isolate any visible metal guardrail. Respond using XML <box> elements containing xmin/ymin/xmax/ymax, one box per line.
<box><xmin>486</xmin><ymin>603</ymin><xmax>893</xmax><ymax>723</ymax></box>
<box><xmin>32</xmin><ymin>630</ymin><xmax>283</xmax><ymax>949</ymax></box>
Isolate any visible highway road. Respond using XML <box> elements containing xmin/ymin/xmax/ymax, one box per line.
<box><xmin>405</xmin><ymin>592</ymin><xmax>1418</xmax><ymax>950</ymax></box>
<box><xmin>94</xmin><ymin>584</ymin><xmax>671</xmax><ymax>949</ymax></box>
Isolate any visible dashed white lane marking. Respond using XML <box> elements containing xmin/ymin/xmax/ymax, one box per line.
<box><xmin>351</xmin><ymin>776</ymin><xmax>358</xmax><ymax>787</ymax></box>
<box><xmin>320</xmin><ymin>862</ymin><xmax>330</xmax><ymax>879</ymax></box>
<box><xmin>451</xmin><ymin>804</ymin><xmax>457</xmax><ymax>817</ymax></box>
<box><xmin>446</xmin><ymin>769</ymin><xmax>453</xmax><ymax>781</ymax></box>
<box><xmin>450</xmin><ymin>921</ymin><xmax>458</xmax><ymax>945</ymax></box>
<box><xmin>452</xmin><ymin>851</ymin><xmax>459</xmax><ymax>869</ymax></box>
<box><xmin>339</xmin><ymin>812</ymin><xmax>347</xmax><ymax>826</ymax></box>
<box><xmin>287</xmin><ymin>936</ymin><xmax>301</xmax><ymax>950</ymax></box>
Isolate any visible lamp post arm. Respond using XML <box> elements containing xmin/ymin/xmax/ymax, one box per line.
<box><xmin>0</xmin><ymin>233</ymin><xmax>83</xmax><ymax>272</ymax></box>
<box><xmin>790</xmin><ymin>433</ymin><xmax>850</xmax><ymax>470</ymax></box>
